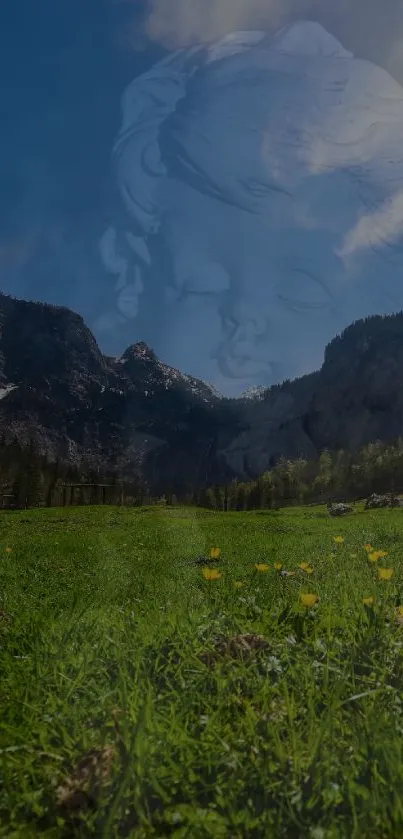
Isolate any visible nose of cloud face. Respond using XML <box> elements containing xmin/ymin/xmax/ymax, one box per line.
<box><xmin>221</xmin><ymin>298</ymin><xmax>268</xmax><ymax>341</ymax></box>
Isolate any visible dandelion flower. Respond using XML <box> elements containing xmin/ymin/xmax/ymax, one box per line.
<box><xmin>368</xmin><ymin>550</ymin><xmax>388</xmax><ymax>562</ymax></box>
<box><xmin>298</xmin><ymin>562</ymin><xmax>314</xmax><ymax>574</ymax></box>
<box><xmin>298</xmin><ymin>562</ymin><xmax>313</xmax><ymax>574</ymax></box>
<box><xmin>255</xmin><ymin>563</ymin><xmax>269</xmax><ymax>572</ymax></box>
<box><xmin>333</xmin><ymin>536</ymin><xmax>344</xmax><ymax>544</ymax></box>
<box><xmin>274</xmin><ymin>562</ymin><xmax>282</xmax><ymax>571</ymax></box>
<box><xmin>210</xmin><ymin>547</ymin><xmax>221</xmax><ymax>559</ymax></box>
<box><xmin>363</xmin><ymin>596</ymin><xmax>375</xmax><ymax>606</ymax></box>
<box><xmin>202</xmin><ymin>568</ymin><xmax>222</xmax><ymax>581</ymax></box>
<box><xmin>5</xmin><ymin>547</ymin><xmax>12</xmax><ymax>553</ymax></box>
<box><xmin>364</xmin><ymin>543</ymin><xmax>373</xmax><ymax>553</ymax></box>
<box><xmin>378</xmin><ymin>568</ymin><xmax>394</xmax><ymax>581</ymax></box>
<box><xmin>300</xmin><ymin>593</ymin><xmax>319</xmax><ymax>607</ymax></box>
<box><xmin>234</xmin><ymin>581</ymin><xmax>244</xmax><ymax>589</ymax></box>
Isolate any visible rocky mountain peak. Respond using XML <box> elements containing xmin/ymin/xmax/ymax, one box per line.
<box><xmin>121</xmin><ymin>341</ymin><xmax>157</xmax><ymax>362</ymax></box>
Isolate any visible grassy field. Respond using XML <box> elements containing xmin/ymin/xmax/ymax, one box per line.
<box><xmin>2</xmin><ymin>502</ymin><xmax>403</xmax><ymax>838</ymax></box>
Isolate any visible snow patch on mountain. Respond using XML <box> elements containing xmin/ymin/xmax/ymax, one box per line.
<box><xmin>0</xmin><ymin>385</ymin><xmax>18</xmax><ymax>401</ymax></box>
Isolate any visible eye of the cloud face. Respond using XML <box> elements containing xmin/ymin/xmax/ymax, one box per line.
<box><xmin>276</xmin><ymin>271</ymin><xmax>333</xmax><ymax>312</ymax></box>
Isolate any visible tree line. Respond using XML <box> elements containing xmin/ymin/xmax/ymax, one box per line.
<box><xmin>1</xmin><ymin>433</ymin><xmax>403</xmax><ymax>511</ymax></box>
<box><xmin>197</xmin><ymin>438</ymin><xmax>403</xmax><ymax>511</ymax></box>
<box><xmin>0</xmin><ymin>436</ymin><xmax>148</xmax><ymax>509</ymax></box>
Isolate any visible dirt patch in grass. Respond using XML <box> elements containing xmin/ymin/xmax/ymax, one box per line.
<box><xmin>199</xmin><ymin>633</ymin><xmax>271</xmax><ymax>668</ymax></box>
<box><xmin>56</xmin><ymin>745</ymin><xmax>116</xmax><ymax>814</ymax></box>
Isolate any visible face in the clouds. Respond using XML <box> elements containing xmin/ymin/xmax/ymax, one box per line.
<box><xmin>151</xmin><ymin>174</ymin><xmax>347</xmax><ymax>388</ymax></box>
<box><xmin>99</xmin><ymin>30</ymin><xmax>403</xmax><ymax>393</ymax></box>
<box><xmin>104</xmin><ymin>151</ymin><xmax>394</xmax><ymax>394</ymax></box>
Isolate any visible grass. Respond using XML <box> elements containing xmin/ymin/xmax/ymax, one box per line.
<box><xmin>2</xmin><ymin>501</ymin><xmax>403</xmax><ymax>838</ymax></box>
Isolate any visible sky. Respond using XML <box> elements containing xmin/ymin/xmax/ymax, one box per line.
<box><xmin>2</xmin><ymin>0</ymin><xmax>403</xmax><ymax>384</ymax></box>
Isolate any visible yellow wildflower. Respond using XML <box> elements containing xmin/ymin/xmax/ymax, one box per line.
<box><xmin>368</xmin><ymin>551</ymin><xmax>381</xmax><ymax>563</ymax></box>
<box><xmin>210</xmin><ymin>547</ymin><xmax>221</xmax><ymax>559</ymax></box>
<box><xmin>274</xmin><ymin>562</ymin><xmax>282</xmax><ymax>571</ymax></box>
<box><xmin>233</xmin><ymin>581</ymin><xmax>244</xmax><ymax>589</ymax></box>
<box><xmin>363</xmin><ymin>596</ymin><xmax>375</xmax><ymax>606</ymax></box>
<box><xmin>255</xmin><ymin>563</ymin><xmax>269</xmax><ymax>572</ymax></box>
<box><xmin>5</xmin><ymin>547</ymin><xmax>12</xmax><ymax>553</ymax></box>
<box><xmin>202</xmin><ymin>568</ymin><xmax>222</xmax><ymax>580</ymax></box>
<box><xmin>364</xmin><ymin>543</ymin><xmax>373</xmax><ymax>553</ymax></box>
<box><xmin>333</xmin><ymin>536</ymin><xmax>344</xmax><ymax>544</ymax></box>
<box><xmin>300</xmin><ymin>593</ymin><xmax>319</xmax><ymax>607</ymax></box>
<box><xmin>298</xmin><ymin>563</ymin><xmax>314</xmax><ymax>574</ymax></box>
<box><xmin>378</xmin><ymin>568</ymin><xmax>394</xmax><ymax>581</ymax></box>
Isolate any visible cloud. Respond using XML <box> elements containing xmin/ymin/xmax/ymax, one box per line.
<box><xmin>115</xmin><ymin>0</ymin><xmax>403</xmax><ymax>87</ymax></box>
<box><xmin>338</xmin><ymin>189</ymin><xmax>403</xmax><ymax>260</ymax></box>
<box><xmin>143</xmin><ymin>0</ymin><xmax>301</xmax><ymax>47</ymax></box>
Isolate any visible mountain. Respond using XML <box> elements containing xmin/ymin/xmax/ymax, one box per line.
<box><xmin>1</xmin><ymin>291</ymin><xmax>403</xmax><ymax>494</ymax></box>
<box><xmin>0</xmin><ymin>292</ymin><xmax>244</xmax><ymax>494</ymax></box>
<box><xmin>221</xmin><ymin>313</ymin><xmax>403</xmax><ymax>477</ymax></box>
<box><xmin>101</xmin><ymin>20</ymin><xmax>403</xmax><ymax>397</ymax></box>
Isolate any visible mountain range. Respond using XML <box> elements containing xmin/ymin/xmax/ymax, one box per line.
<box><xmin>1</xmin><ymin>291</ymin><xmax>403</xmax><ymax>495</ymax></box>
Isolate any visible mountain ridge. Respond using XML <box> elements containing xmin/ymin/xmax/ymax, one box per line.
<box><xmin>1</xmin><ymin>290</ymin><xmax>403</xmax><ymax>494</ymax></box>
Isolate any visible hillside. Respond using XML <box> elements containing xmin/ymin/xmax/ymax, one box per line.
<box><xmin>0</xmin><ymin>291</ymin><xmax>403</xmax><ymax>493</ymax></box>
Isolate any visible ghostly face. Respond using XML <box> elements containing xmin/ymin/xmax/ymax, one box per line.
<box><xmin>99</xmin><ymin>158</ymin><xmax>391</xmax><ymax>394</ymax></box>
<box><xmin>150</xmin><ymin>174</ymin><xmax>352</xmax><ymax>390</ymax></box>
<box><xmin>99</xmin><ymin>28</ymin><xmax>403</xmax><ymax>395</ymax></box>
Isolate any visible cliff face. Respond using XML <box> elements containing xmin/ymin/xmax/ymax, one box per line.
<box><xmin>0</xmin><ymin>291</ymin><xmax>403</xmax><ymax>493</ymax></box>
<box><xmin>224</xmin><ymin>313</ymin><xmax>403</xmax><ymax>477</ymax></box>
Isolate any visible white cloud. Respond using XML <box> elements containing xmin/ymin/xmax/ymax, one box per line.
<box><xmin>125</xmin><ymin>0</ymin><xmax>403</xmax><ymax>86</ymax></box>
<box><xmin>144</xmin><ymin>0</ymin><xmax>298</xmax><ymax>47</ymax></box>
<box><xmin>338</xmin><ymin>189</ymin><xmax>403</xmax><ymax>259</ymax></box>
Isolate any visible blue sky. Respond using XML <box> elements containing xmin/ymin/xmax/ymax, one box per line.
<box><xmin>2</xmin><ymin>0</ymin><xmax>403</xmax><ymax>374</ymax></box>
<box><xmin>0</xmin><ymin>0</ymin><xmax>164</xmax><ymax>347</ymax></box>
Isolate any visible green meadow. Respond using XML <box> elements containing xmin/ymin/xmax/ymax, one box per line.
<box><xmin>2</xmin><ymin>502</ymin><xmax>403</xmax><ymax>838</ymax></box>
